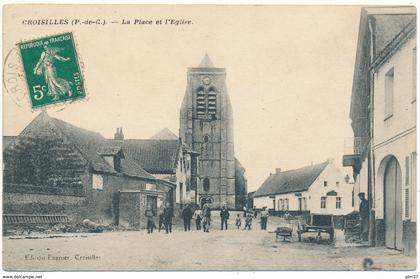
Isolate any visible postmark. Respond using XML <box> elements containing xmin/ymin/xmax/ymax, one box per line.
<box><xmin>3</xmin><ymin>47</ymin><xmax>28</xmax><ymax>108</ymax></box>
<box><xmin>17</xmin><ymin>32</ymin><xmax>86</xmax><ymax>108</ymax></box>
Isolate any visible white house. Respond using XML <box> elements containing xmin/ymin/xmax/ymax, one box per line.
<box><xmin>254</xmin><ymin>160</ymin><xmax>354</xmax><ymax>216</ymax></box>
<box><xmin>343</xmin><ymin>7</ymin><xmax>416</xmax><ymax>256</ymax></box>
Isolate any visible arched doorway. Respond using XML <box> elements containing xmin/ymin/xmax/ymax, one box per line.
<box><xmin>383</xmin><ymin>156</ymin><xmax>403</xmax><ymax>250</ymax></box>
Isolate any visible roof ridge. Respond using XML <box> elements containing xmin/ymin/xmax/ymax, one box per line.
<box><xmin>274</xmin><ymin>160</ymin><xmax>329</xmax><ymax>175</ymax></box>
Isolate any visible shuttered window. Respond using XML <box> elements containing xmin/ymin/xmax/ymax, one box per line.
<box><xmin>405</xmin><ymin>156</ymin><xmax>410</xmax><ymax>186</ymax></box>
<box><xmin>196</xmin><ymin>87</ymin><xmax>217</xmax><ymax>117</ymax></box>
<box><xmin>196</xmin><ymin>87</ymin><xmax>206</xmax><ymax>115</ymax></box>
<box><xmin>404</xmin><ymin>156</ymin><xmax>409</xmax><ymax>218</ymax></box>
<box><xmin>405</xmin><ymin>188</ymin><xmax>410</xmax><ymax>218</ymax></box>
<box><xmin>384</xmin><ymin>67</ymin><xmax>394</xmax><ymax>120</ymax></box>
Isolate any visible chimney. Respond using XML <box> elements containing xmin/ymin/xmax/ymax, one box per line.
<box><xmin>114</xmin><ymin>127</ymin><xmax>124</xmax><ymax>141</ymax></box>
<box><xmin>275</xmin><ymin>168</ymin><xmax>281</xmax><ymax>174</ymax></box>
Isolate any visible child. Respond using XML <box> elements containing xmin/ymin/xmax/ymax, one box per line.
<box><xmin>194</xmin><ymin>209</ymin><xmax>203</xmax><ymax>231</ymax></box>
<box><xmin>244</xmin><ymin>213</ymin><xmax>252</xmax><ymax>230</ymax></box>
<box><xmin>158</xmin><ymin>212</ymin><xmax>165</xmax><ymax>232</ymax></box>
<box><xmin>235</xmin><ymin>213</ymin><xmax>241</xmax><ymax>229</ymax></box>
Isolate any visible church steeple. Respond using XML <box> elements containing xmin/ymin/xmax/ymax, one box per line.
<box><xmin>198</xmin><ymin>53</ymin><xmax>215</xmax><ymax>68</ymax></box>
<box><xmin>180</xmin><ymin>55</ymin><xmax>235</xmax><ymax>209</ymax></box>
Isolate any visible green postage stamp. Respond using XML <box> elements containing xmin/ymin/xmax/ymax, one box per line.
<box><xmin>17</xmin><ymin>32</ymin><xmax>85</xmax><ymax>108</ymax></box>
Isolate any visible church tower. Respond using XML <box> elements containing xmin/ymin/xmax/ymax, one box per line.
<box><xmin>180</xmin><ymin>54</ymin><xmax>235</xmax><ymax>209</ymax></box>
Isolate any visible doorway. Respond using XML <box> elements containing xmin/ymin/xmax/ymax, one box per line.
<box><xmin>384</xmin><ymin>157</ymin><xmax>403</xmax><ymax>250</ymax></box>
<box><xmin>147</xmin><ymin>195</ymin><xmax>158</xmax><ymax>214</ymax></box>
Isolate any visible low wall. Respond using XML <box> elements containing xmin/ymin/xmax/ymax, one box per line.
<box><xmin>3</xmin><ymin>192</ymin><xmax>87</xmax><ymax>223</ymax></box>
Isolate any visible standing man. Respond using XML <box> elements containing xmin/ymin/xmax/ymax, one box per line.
<box><xmin>220</xmin><ymin>205</ymin><xmax>230</xmax><ymax>230</ymax></box>
<box><xmin>163</xmin><ymin>202</ymin><xmax>174</xmax><ymax>234</ymax></box>
<box><xmin>145</xmin><ymin>205</ymin><xmax>155</xmax><ymax>234</ymax></box>
<box><xmin>260</xmin><ymin>207</ymin><xmax>269</xmax><ymax>230</ymax></box>
<box><xmin>202</xmin><ymin>199</ymin><xmax>212</xmax><ymax>232</ymax></box>
<box><xmin>181</xmin><ymin>204</ymin><xmax>193</xmax><ymax>231</ymax></box>
<box><xmin>358</xmin><ymin>192</ymin><xmax>369</xmax><ymax>241</ymax></box>
<box><xmin>243</xmin><ymin>205</ymin><xmax>247</xmax><ymax>217</ymax></box>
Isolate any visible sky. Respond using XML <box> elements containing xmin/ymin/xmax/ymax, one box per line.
<box><xmin>3</xmin><ymin>5</ymin><xmax>361</xmax><ymax>191</ymax></box>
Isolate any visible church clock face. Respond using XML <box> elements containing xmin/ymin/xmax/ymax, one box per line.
<box><xmin>202</xmin><ymin>77</ymin><xmax>211</xmax><ymax>85</ymax></box>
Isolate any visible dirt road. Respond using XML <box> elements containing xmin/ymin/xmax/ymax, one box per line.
<box><xmin>3</xmin><ymin>215</ymin><xmax>416</xmax><ymax>271</ymax></box>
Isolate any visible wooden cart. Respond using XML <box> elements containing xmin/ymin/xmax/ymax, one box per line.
<box><xmin>275</xmin><ymin>227</ymin><xmax>293</xmax><ymax>242</ymax></box>
<box><xmin>297</xmin><ymin>214</ymin><xmax>335</xmax><ymax>243</ymax></box>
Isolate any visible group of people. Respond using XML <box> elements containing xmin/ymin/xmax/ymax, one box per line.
<box><xmin>144</xmin><ymin>200</ymin><xmax>271</xmax><ymax>234</ymax></box>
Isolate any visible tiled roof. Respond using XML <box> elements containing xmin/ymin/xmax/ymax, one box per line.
<box><xmin>98</xmin><ymin>146</ymin><xmax>124</xmax><ymax>156</ymax></box>
<box><xmin>254</xmin><ymin>161</ymin><xmax>329</xmax><ymax>197</ymax></box>
<box><xmin>4</xmin><ymin>112</ymin><xmax>154</xmax><ymax>181</ymax></box>
<box><xmin>3</xmin><ymin>136</ymin><xmax>16</xmax><ymax>150</ymax></box>
<box><xmin>108</xmin><ymin>139</ymin><xmax>180</xmax><ymax>174</ymax></box>
<box><xmin>372</xmin><ymin>14</ymin><xmax>415</xmax><ymax>57</ymax></box>
<box><xmin>49</xmin><ymin>116</ymin><xmax>155</xmax><ymax>180</ymax></box>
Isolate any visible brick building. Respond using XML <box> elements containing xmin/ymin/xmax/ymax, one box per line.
<box><xmin>108</xmin><ymin>128</ymin><xmax>200</xmax><ymax>210</ymax></box>
<box><xmin>3</xmin><ymin>112</ymin><xmax>172</xmax><ymax>229</ymax></box>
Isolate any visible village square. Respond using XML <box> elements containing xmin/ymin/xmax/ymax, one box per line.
<box><xmin>1</xmin><ymin>5</ymin><xmax>417</xmax><ymax>272</ymax></box>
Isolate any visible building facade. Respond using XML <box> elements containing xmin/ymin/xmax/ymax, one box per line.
<box><xmin>179</xmin><ymin>54</ymin><xmax>247</xmax><ymax>209</ymax></box>
<box><xmin>343</xmin><ymin>7</ymin><xmax>416</xmax><ymax>255</ymax></box>
<box><xmin>109</xmin><ymin>128</ymin><xmax>199</xmax><ymax>210</ymax></box>
<box><xmin>3</xmin><ymin>112</ymin><xmax>172</xmax><ymax>229</ymax></box>
<box><xmin>254</xmin><ymin>160</ymin><xmax>354</xmax><ymax>216</ymax></box>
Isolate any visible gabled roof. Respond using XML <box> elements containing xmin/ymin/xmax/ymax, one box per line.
<box><xmin>254</xmin><ymin>161</ymin><xmax>329</xmax><ymax>197</ymax></box>
<box><xmin>150</xmin><ymin>128</ymin><xmax>178</xmax><ymax>140</ymax></box>
<box><xmin>5</xmin><ymin>112</ymin><xmax>155</xmax><ymax>180</ymax></box>
<box><xmin>350</xmin><ymin>7</ymin><xmax>416</xmax><ymax>119</ymax></box>
<box><xmin>108</xmin><ymin>138</ymin><xmax>180</xmax><ymax>174</ymax></box>
<box><xmin>51</xmin><ymin>116</ymin><xmax>155</xmax><ymax>180</ymax></box>
<box><xmin>198</xmin><ymin>53</ymin><xmax>215</xmax><ymax>68</ymax></box>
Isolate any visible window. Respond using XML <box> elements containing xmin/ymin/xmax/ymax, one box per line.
<box><xmin>336</xmin><ymin>197</ymin><xmax>342</xmax><ymax>209</ymax></box>
<box><xmin>92</xmin><ymin>174</ymin><xmax>103</xmax><ymax>190</ymax></box>
<box><xmin>303</xmin><ymin>197</ymin><xmax>307</xmax><ymax>211</ymax></box>
<box><xmin>352</xmin><ymin>189</ymin><xmax>355</xmax><ymax>207</ymax></box>
<box><xmin>384</xmin><ymin>67</ymin><xmax>394</xmax><ymax>120</ymax></box>
<box><xmin>196</xmin><ymin>87</ymin><xmax>206</xmax><ymax>115</ymax></box>
<box><xmin>277</xmin><ymin>199</ymin><xmax>281</xmax><ymax>210</ymax></box>
<box><xmin>203</xmin><ymin>177</ymin><xmax>210</xmax><ymax>192</ymax></box>
<box><xmin>280</xmin><ymin>199</ymin><xmax>284</xmax><ymax>210</ymax></box>
<box><xmin>196</xmin><ymin>87</ymin><xmax>217</xmax><ymax>117</ymax></box>
<box><xmin>321</xmin><ymin>197</ymin><xmax>326</xmax><ymax>209</ymax></box>
<box><xmin>285</xmin><ymin>198</ymin><xmax>289</xmax><ymax>210</ymax></box>
<box><xmin>204</xmin><ymin>135</ymin><xmax>209</xmax><ymax>143</ymax></box>
<box><xmin>413</xmin><ymin>47</ymin><xmax>416</xmax><ymax>102</ymax></box>
<box><xmin>208</xmin><ymin>88</ymin><xmax>217</xmax><ymax>116</ymax></box>
<box><xmin>324</xmin><ymin>181</ymin><xmax>328</xmax><ymax>187</ymax></box>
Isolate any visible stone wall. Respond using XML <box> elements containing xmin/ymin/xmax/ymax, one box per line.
<box><xmin>3</xmin><ymin>192</ymin><xmax>87</xmax><ymax>223</ymax></box>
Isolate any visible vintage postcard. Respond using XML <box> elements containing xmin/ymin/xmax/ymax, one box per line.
<box><xmin>1</xmin><ymin>4</ymin><xmax>417</xmax><ymax>273</ymax></box>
